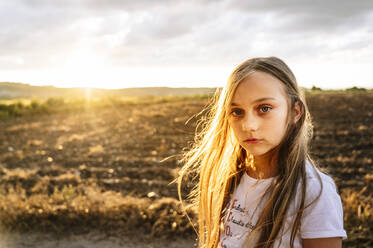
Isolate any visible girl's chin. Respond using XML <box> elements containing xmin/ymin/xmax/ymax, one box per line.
<box><xmin>243</xmin><ymin>151</ymin><xmax>268</xmax><ymax>158</ymax></box>
<box><xmin>242</xmin><ymin>147</ymin><xmax>274</xmax><ymax>158</ymax></box>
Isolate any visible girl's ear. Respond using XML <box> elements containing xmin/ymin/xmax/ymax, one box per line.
<box><xmin>293</xmin><ymin>101</ymin><xmax>302</xmax><ymax>124</ymax></box>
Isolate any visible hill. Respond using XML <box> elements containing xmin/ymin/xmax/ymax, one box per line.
<box><xmin>0</xmin><ymin>82</ymin><xmax>217</xmax><ymax>99</ymax></box>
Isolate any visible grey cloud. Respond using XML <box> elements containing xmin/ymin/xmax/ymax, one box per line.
<box><xmin>19</xmin><ymin>0</ymin><xmax>187</xmax><ymax>12</ymax></box>
<box><xmin>123</xmin><ymin>2</ymin><xmax>216</xmax><ymax>44</ymax></box>
<box><xmin>229</xmin><ymin>0</ymin><xmax>373</xmax><ymax>17</ymax></box>
<box><xmin>0</xmin><ymin>1</ymin><xmax>83</xmax><ymax>51</ymax></box>
<box><xmin>228</xmin><ymin>0</ymin><xmax>373</xmax><ymax>32</ymax></box>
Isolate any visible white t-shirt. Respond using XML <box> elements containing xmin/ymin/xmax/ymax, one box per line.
<box><xmin>219</xmin><ymin>160</ymin><xmax>347</xmax><ymax>248</ymax></box>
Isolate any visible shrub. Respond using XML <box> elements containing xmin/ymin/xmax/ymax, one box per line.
<box><xmin>346</xmin><ymin>86</ymin><xmax>367</xmax><ymax>92</ymax></box>
<box><xmin>311</xmin><ymin>85</ymin><xmax>322</xmax><ymax>91</ymax></box>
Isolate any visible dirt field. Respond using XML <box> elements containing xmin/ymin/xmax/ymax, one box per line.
<box><xmin>0</xmin><ymin>92</ymin><xmax>372</xmax><ymax>247</ymax></box>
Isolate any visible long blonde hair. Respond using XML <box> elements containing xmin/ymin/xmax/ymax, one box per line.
<box><xmin>177</xmin><ymin>57</ymin><xmax>321</xmax><ymax>248</ymax></box>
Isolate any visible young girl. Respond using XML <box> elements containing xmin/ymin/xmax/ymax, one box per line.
<box><xmin>177</xmin><ymin>57</ymin><xmax>347</xmax><ymax>248</ymax></box>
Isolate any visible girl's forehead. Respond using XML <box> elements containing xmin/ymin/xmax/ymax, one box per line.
<box><xmin>231</xmin><ymin>71</ymin><xmax>288</xmax><ymax>104</ymax></box>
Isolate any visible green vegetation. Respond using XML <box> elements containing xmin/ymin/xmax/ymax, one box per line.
<box><xmin>0</xmin><ymin>94</ymin><xmax>214</xmax><ymax>119</ymax></box>
<box><xmin>311</xmin><ymin>85</ymin><xmax>323</xmax><ymax>91</ymax></box>
<box><xmin>345</xmin><ymin>86</ymin><xmax>368</xmax><ymax>92</ymax></box>
<box><xmin>0</xmin><ymin>82</ymin><xmax>217</xmax><ymax>99</ymax></box>
<box><xmin>304</xmin><ymin>86</ymin><xmax>372</xmax><ymax>95</ymax></box>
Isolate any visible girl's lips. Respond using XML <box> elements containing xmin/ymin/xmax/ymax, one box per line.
<box><xmin>244</xmin><ymin>139</ymin><xmax>261</xmax><ymax>144</ymax></box>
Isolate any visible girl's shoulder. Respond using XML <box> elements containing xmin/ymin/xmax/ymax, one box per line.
<box><xmin>304</xmin><ymin>160</ymin><xmax>338</xmax><ymax>198</ymax></box>
<box><xmin>290</xmin><ymin>161</ymin><xmax>340</xmax><ymax>212</ymax></box>
<box><xmin>298</xmin><ymin>161</ymin><xmax>347</xmax><ymax>239</ymax></box>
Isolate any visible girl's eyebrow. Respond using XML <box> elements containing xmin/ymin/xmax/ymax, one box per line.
<box><xmin>231</xmin><ymin>97</ymin><xmax>276</xmax><ymax>106</ymax></box>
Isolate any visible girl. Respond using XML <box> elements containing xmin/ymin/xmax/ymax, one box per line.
<box><xmin>177</xmin><ymin>57</ymin><xmax>347</xmax><ymax>248</ymax></box>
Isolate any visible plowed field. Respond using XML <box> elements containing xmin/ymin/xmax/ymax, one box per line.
<box><xmin>0</xmin><ymin>92</ymin><xmax>372</xmax><ymax>247</ymax></box>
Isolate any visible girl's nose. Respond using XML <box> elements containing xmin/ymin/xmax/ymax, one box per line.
<box><xmin>242</xmin><ymin>115</ymin><xmax>259</xmax><ymax>131</ymax></box>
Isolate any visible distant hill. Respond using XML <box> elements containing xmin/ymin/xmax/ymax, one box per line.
<box><xmin>0</xmin><ymin>82</ymin><xmax>218</xmax><ymax>99</ymax></box>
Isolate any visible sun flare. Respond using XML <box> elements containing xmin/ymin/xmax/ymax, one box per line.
<box><xmin>84</xmin><ymin>87</ymin><xmax>92</xmax><ymax>101</ymax></box>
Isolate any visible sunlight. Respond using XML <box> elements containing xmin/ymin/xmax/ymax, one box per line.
<box><xmin>84</xmin><ymin>87</ymin><xmax>92</xmax><ymax>101</ymax></box>
<box><xmin>63</xmin><ymin>49</ymin><xmax>103</xmax><ymax>86</ymax></box>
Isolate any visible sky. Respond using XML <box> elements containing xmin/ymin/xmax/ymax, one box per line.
<box><xmin>1</xmin><ymin>0</ymin><xmax>373</xmax><ymax>90</ymax></box>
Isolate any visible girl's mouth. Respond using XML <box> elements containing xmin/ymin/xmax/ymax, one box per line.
<box><xmin>244</xmin><ymin>139</ymin><xmax>261</xmax><ymax>144</ymax></box>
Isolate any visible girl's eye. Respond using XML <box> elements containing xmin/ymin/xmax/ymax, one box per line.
<box><xmin>231</xmin><ymin>108</ymin><xmax>243</xmax><ymax>116</ymax></box>
<box><xmin>259</xmin><ymin>105</ymin><xmax>272</xmax><ymax>113</ymax></box>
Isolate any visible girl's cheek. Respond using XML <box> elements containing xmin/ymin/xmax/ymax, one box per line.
<box><xmin>232</xmin><ymin>123</ymin><xmax>243</xmax><ymax>137</ymax></box>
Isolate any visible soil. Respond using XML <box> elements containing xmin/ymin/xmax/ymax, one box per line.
<box><xmin>0</xmin><ymin>230</ymin><xmax>196</xmax><ymax>248</ymax></box>
<box><xmin>0</xmin><ymin>92</ymin><xmax>372</xmax><ymax>247</ymax></box>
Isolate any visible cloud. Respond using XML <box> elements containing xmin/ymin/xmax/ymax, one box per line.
<box><xmin>1</xmin><ymin>0</ymin><xmax>373</xmax><ymax>72</ymax></box>
<box><xmin>228</xmin><ymin>0</ymin><xmax>373</xmax><ymax>33</ymax></box>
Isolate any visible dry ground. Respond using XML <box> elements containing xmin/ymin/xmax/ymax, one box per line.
<box><xmin>0</xmin><ymin>92</ymin><xmax>372</xmax><ymax>247</ymax></box>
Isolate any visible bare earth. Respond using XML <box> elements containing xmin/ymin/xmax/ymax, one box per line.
<box><xmin>0</xmin><ymin>231</ymin><xmax>196</xmax><ymax>248</ymax></box>
<box><xmin>0</xmin><ymin>93</ymin><xmax>372</xmax><ymax>247</ymax></box>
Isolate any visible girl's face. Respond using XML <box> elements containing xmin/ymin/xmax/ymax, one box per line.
<box><xmin>228</xmin><ymin>71</ymin><xmax>296</xmax><ymax>159</ymax></box>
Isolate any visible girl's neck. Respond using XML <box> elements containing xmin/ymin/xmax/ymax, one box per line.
<box><xmin>246</xmin><ymin>152</ymin><xmax>279</xmax><ymax>179</ymax></box>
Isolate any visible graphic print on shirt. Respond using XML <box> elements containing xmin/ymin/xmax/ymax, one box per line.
<box><xmin>220</xmin><ymin>198</ymin><xmax>258</xmax><ymax>248</ymax></box>
<box><xmin>220</xmin><ymin>174</ymin><xmax>274</xmax><ymax>248</ymax></box>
